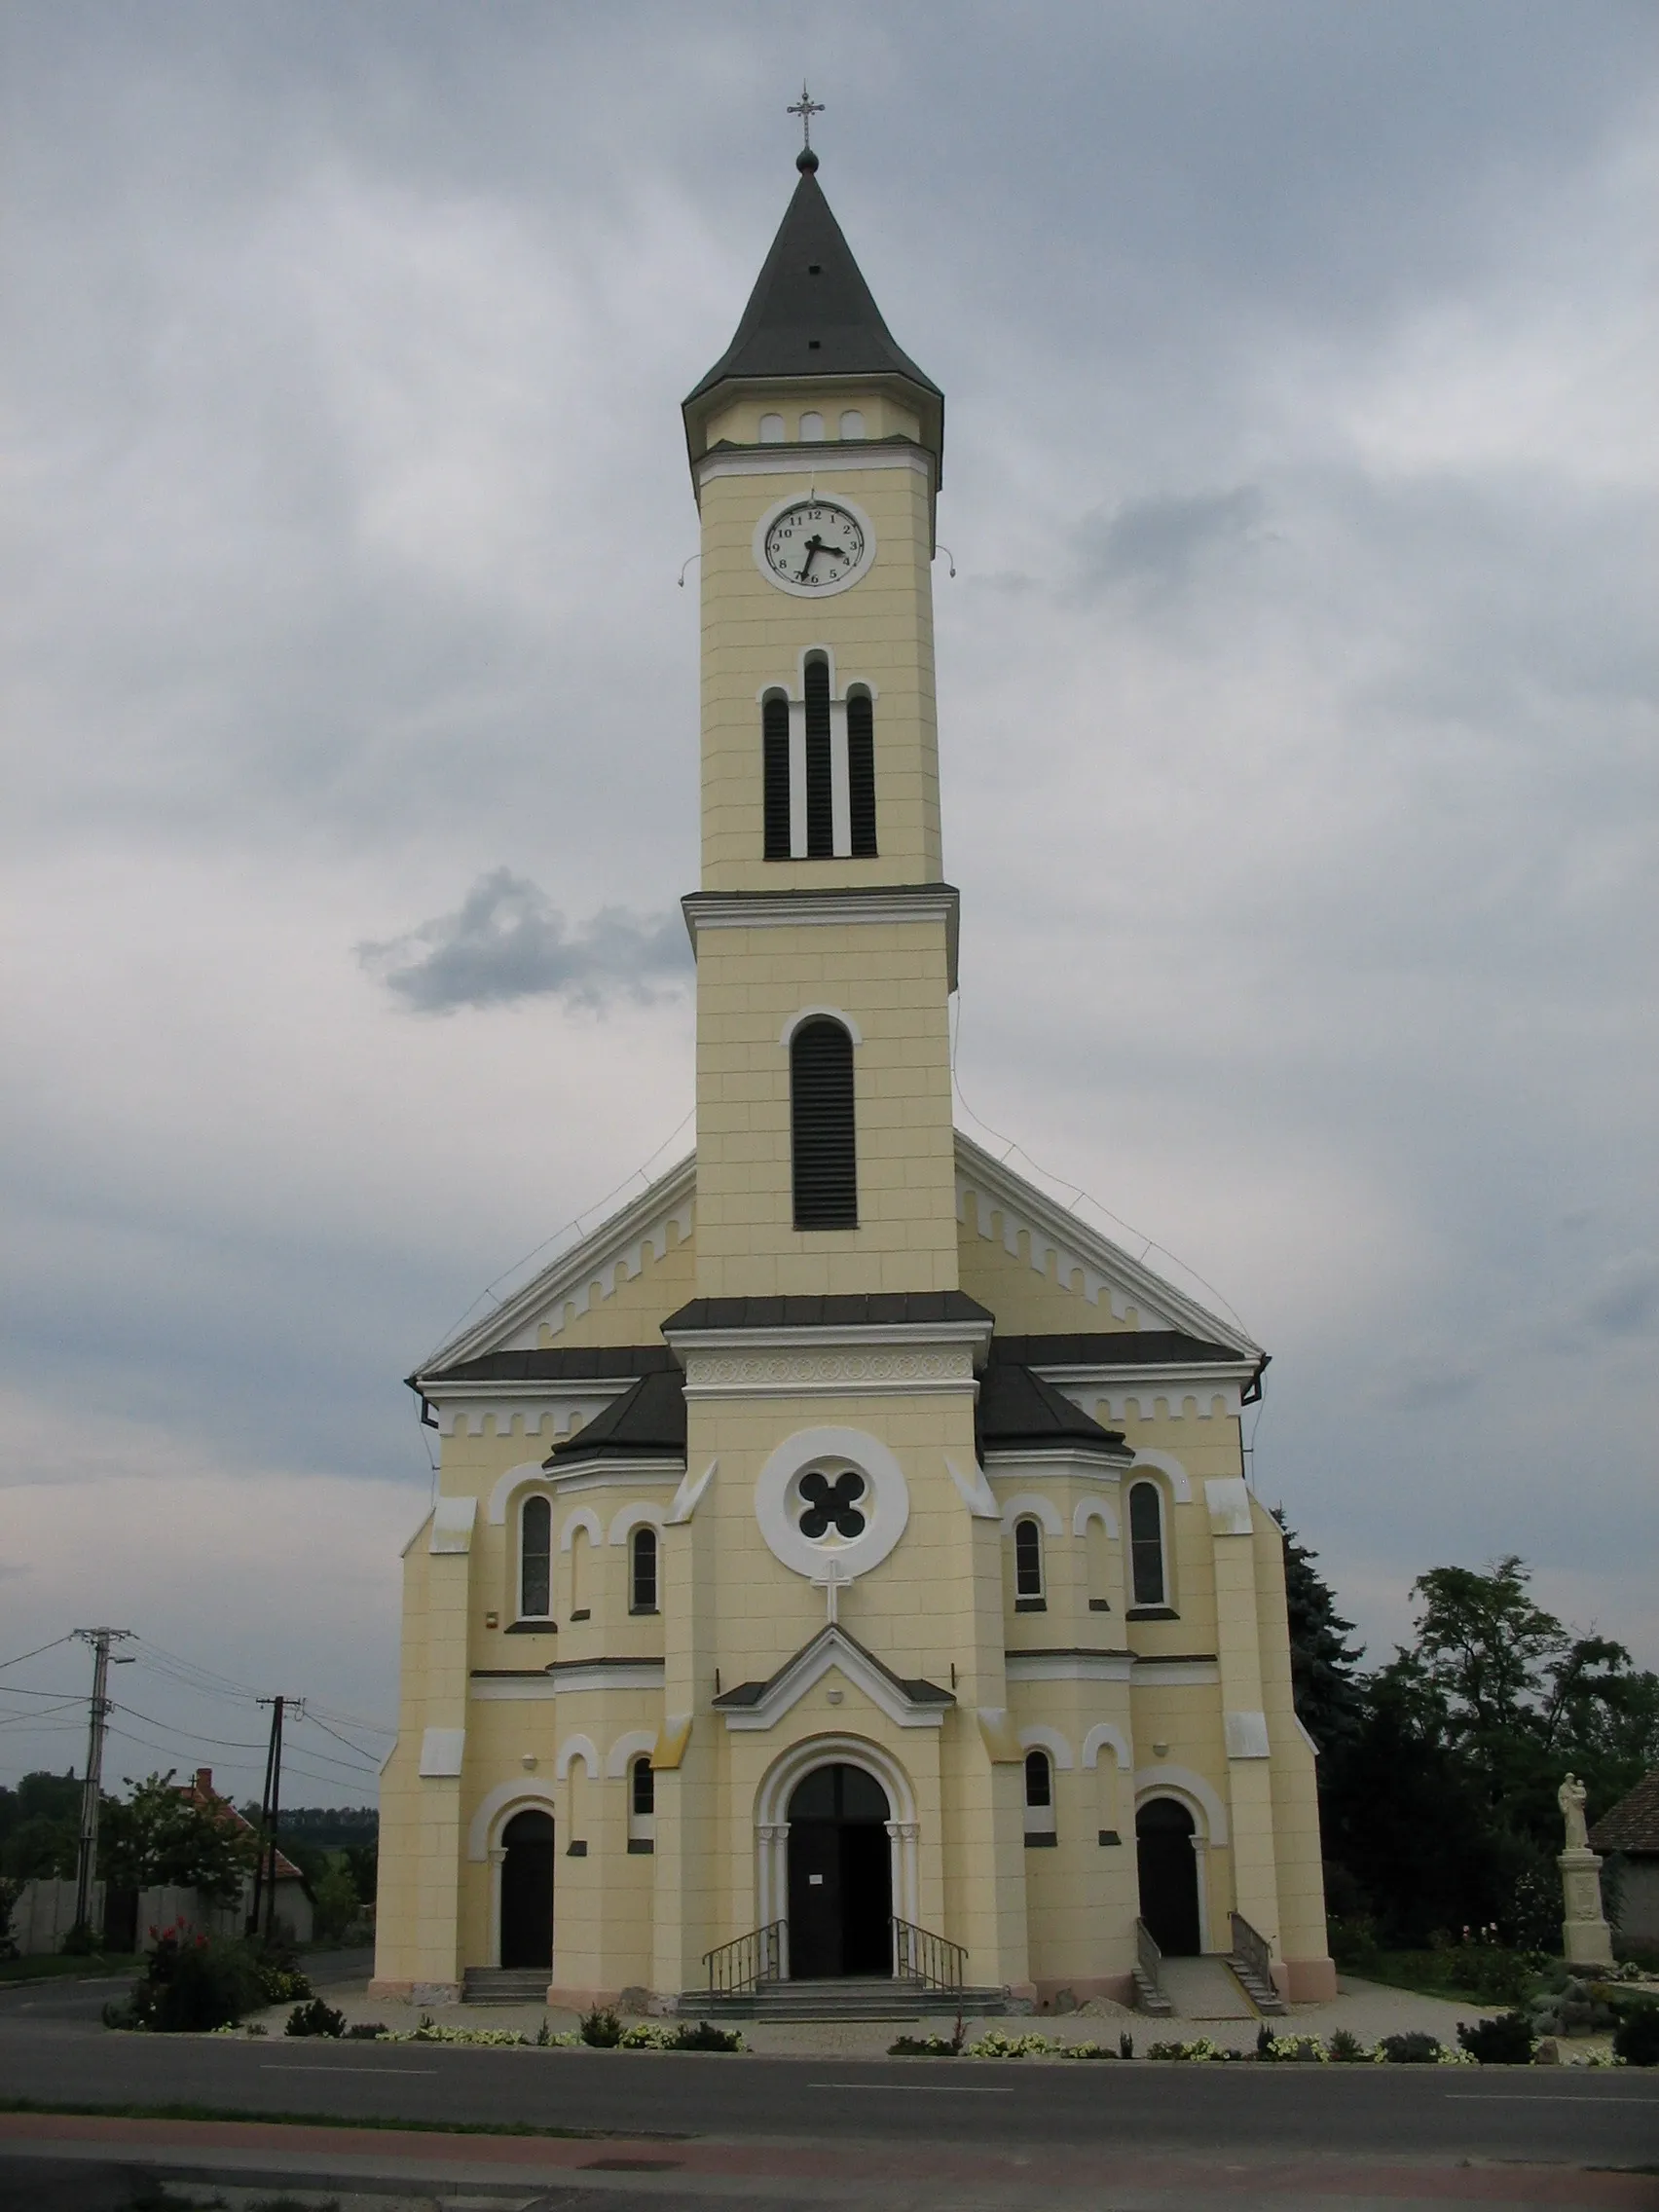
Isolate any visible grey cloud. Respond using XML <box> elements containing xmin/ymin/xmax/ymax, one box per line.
<box><xmin>359</xmin><ymin>868</ymin><xmax>691</xmax><ymax>1014</ymax></box>
<box><xmin>1581</xmin><ymin>1254</ymin><xmax>1659</xmax><ymax>1339</ymax></box>
<box><xmin>1077</xmin><ymin>486</ymin><xmax>1267</xmax><ymax>593</ymax></box>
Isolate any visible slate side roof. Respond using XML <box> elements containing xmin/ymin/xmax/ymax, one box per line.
<box><xmin>415</xmin><ymin>1346</ymin><xmax>678</xmax><ymax>1386</ymax></box>
<box><xmin>543</xmin><ymin>1369</ymin><xmax>687</xmax><ymax>1466</ymax></box>
<box><xmin>977</xmin><ymin>1361</ymin><xmax>1130</xmax><ymax>1459</ymax></box>
<box><xmin>685</xmin><ymin>164</ymin><xmax>940</xmax><ymax>406</ymax></box>
<box><xmin>1590</xmin><ymin>1769</ymin><xmax>1659</xmax><ymax>1855</ymax></box>
<box><xmin>710</xmin><ymin>1622</ymin><xmax>954</xmax><ymax>1713</ymax></box>
<box><xmin>992</xmin><ymin>1330</ymin><xmax>1255</xmax><ymax>1368</ymax></box>
<box><xmin>663</xmin><ymin>1291</ymin><xmax>993</xmax><ymax>1333</ymax></box>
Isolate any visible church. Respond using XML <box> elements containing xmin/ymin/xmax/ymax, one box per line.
<box><xmin>371</xmin><ymin>137</ymin><xmax>1335</xmax><ymax>2015</ymax></box>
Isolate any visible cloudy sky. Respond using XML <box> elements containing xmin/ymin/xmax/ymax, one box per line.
<box><xmin>3</xmin><ymin>2</ymin><xmax>1654</xmax><ymax>1803</ymax></box>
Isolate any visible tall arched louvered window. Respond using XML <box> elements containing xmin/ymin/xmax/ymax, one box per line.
<box><xmin>630</xmin><ymin>1525</ymin><xmax>658</xmax><ymax>1614</ymax></box>
<box><xmin>761</xmin><ymin>692</ymin><xmax>791</xmax><ymax>861</ymax></box>
<box><xmin>791</xmin><ymin>1016</ymin><xmax>857</xmax><ymax>1229</ymax></box>
<box><xmin>1128</xmin><ymin>1481</ymin><xmax>1166</xmax><ymax>1606</ymax></box>
<box><xmin>847</xmin><ymin>687</ymin><xmax>877</xmax><ymax>856</ymax></box>
<box><xmin>1014</xmin><ymin>1516</ymin><xmax>1046</xmax><ymax>1608</ymax></box>
<box><xmin>520</xmin><ymin>1494</ymin><xmax>552</xmax><ymax>1619</ymax></box>
<box><xmin>803</xmin><ymin>653</ymin><xmax>833</xmax><ymax>859</ymax></box>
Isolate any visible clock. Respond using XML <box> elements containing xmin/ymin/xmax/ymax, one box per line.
<box><xmin>753</xmin><ymin>495</ymin><xmax>875</xmax><ymax>598</ymax></box>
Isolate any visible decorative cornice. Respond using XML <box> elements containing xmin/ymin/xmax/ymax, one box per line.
<box><xmin>676</xmin><ymin>1334</ymin><xmax>980</xmax><ymax>1400</ymax></box>
<box><xmin>694</xmin><ymin>437</ymin><xmax>935</xmax><ymax>494</ymax></box>
<box><xmin>1005</xmin><ymin>1648</ymin><xmax>1134</xmax><ymax>1684</ymax></box>
<box><xmin>954</xmin><ymin>1130</ymin><xmax>1262</xmax><ymax>1354</ymax></box>
<box><xmin>424</xmin><ymin>1382</ymin><xmax>628</xmax><ymax>1442</ymax></box>
<box><xmin>1042</xmin><ymin>1368</ymin><xmax>1256</xmax><ymax>1423</ymax></box>
<box><xmin>471</xmin><ymin>1658</ymin><xmax>666</xmax><ymax>1701</ymax></box>
<box><xmin>682</xmin><ymin>885</ymin><xmax>960</xmax><ymax>992</ymax></box>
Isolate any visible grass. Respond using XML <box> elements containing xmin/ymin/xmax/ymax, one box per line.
<box><xmin>0</xmin><ymin>2095</ymin><xmax>691</xmax><ymax>2142</ymax></box>
<box><xmin>0</xmin><ymin>1952</ymin><xmax>136</xmax><ymax>1985</ymax></box>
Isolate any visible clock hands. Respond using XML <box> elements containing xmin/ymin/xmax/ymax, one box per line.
<box><xmin>796</xmin><ymin>534</ymin><xmax>849</xmax><ymax>582</ymax></box>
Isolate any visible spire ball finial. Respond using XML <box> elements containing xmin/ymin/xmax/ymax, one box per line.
<box><xmin>787</xmin><ymin>82</ymin><xmax>825</xmax><ymax>166</ymax></box>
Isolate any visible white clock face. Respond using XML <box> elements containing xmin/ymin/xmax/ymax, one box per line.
<box><xmin>759</xmin><ymin>498</ymin><xmax>870</xmax><ymax>594</ymax></box>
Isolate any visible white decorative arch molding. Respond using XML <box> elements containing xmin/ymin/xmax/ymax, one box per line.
<box><xmin>608</xmin><ymin>1501</ymin><xmax>667</xmax><ymax>1546</ymax></box>
<box><xmin>1081</xmin><ymin>1722</ymin><xmax>1131</xmax><ymax>1772</ymax></box>
<box><xmin>466</xmin><ymin>1778</ymin><xmax>558</xmax><ymax>1863</ymax></box>
<box><xmin>1017</xmin><ymin>1724</ymin><xmax>1074</xmax><ymax>1771</ymax></box>
<box><xmin>753</xmin><ymin>1734</ymin><xmax>919</xmax><ymax>1943</ymax></box>
<box><xmin>487</xmin><ymin>1462</ymin><xmax>551</xmax><ymax>1528</ymax></box>
<box><xmin>999</xmin><ymin>1492</ymin><xmax>1064</xmax><ymax>1538</ymax></box>
<box><xmin>605</xmin><ymin>1729</ymin><xmax>658</xmax><ymax>1780</ymax></box>
<box><xmin>560</xmin><ymin>1506</ymin><xmax>604</xmax><ymax>1553</ymax></box>
<box><xmin>555</xmin><ymin>1732</ymin><xmax>599</xmax><ymax>1782</ymax></box>
<box><xmin>1127</xmin><ymin>1451</ymin><xmax>1192</xmax><ymax>1502</ymax></box>
<box><xmin>778</xmin><ymin>1005</ymin><xmax>865</xmax><ymax>1049</ymax></box>
<box><xmin>1072</xmin><ymin>1496</ymin><xmax>1119</xmax><ymax>1539</ymax></box>
<box><xmin>1134</xmin><ymin>1762</ymin><xmax>1229</xmax><ymax>1847</ymax></box>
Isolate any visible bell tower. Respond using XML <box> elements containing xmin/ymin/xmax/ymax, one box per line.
<box><xmin>682</xmin><ymin>142</ymin><xmax>959</xmax><ymax>1299</ymax></box>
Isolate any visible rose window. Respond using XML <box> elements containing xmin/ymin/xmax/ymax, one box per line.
<box><xmin>797</xmin><ymin>1467</ymin><xmax>866</xmax><ymax>1541</ymax></box>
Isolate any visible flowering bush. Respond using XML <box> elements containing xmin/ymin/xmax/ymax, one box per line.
<box><xmin>965</xmin><ymin>2030</ymin><xmax>1061</xmax><ymax>2057</ymax></box>
<box><xmin>120</xmin><ymin>1922</ymin><xmax>264</xmax><ymax>2033</ymax></box>
<box><xmin>1376</xmin><ymin>2032</ymin><xmax>1473</xmax><ymax>2065</ymax></box>
<box><xmin>1259</xmin><ymin>2034</ymin><xmax>1329</xmax><ymax>2063</ymax></box>
<box><xmin>1145</xmin><ymin>2036</ymin><xmax>1232</xmax><ymax>2062</ymax></box>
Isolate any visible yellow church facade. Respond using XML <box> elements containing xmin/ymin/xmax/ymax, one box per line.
<box><xmin>372</xmin><ymin>147</ymin><xmax>1335</xmax><ymax>2015</ymax></box>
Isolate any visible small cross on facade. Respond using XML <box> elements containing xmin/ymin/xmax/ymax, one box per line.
<box><xmin>811</xmin><ymin>1556</ymin><xmax>852</xmax><ymax>1624</ymax></box>
<box><xmin>787</xmin><ymin>83</ymin><xmax>825</xmax><ymax>154</ymax></box>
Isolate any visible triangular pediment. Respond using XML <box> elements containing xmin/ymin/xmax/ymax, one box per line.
<box><xmin>953</xmin><ymin>1131</ymin><xmax>1261</xmax><ymax>1354</ymax></box>
<box><xmin>712</xmin><ymin>1623</ymin><xmax>953</xmax><ymax>1733</ymax></box>
<box><xmin>417</xmin><ymin>1154</ymin><xmax>696</xmax><ymax>1378</ymax></box>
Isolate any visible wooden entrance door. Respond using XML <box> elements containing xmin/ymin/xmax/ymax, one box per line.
<box><xmin>499</xmin><ymin>1809</ymin><xmax>554</xmax><ymax>1970</ymax></box>
<box><xmin>786</xmin><ymin>1763</ymin><xmax>893</xmax><ymax>1978</ymax></box>
<box><xmin>1136</xmin><ymin>1795</ymin><xmax>1201</xmax><ymax>1955</ymax></box>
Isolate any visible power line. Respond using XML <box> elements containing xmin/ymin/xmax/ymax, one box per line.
<box><xmin>0</xmin><ymin>1636</ymin><xmax>73</xmax><ymax>1675</ymax></box>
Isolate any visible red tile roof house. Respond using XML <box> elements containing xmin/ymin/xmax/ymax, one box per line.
<box><xmin>111</xmin><ymin>1769</ymin><xmax>314</xmax><ymax>1949</ymax></box>
<box><xmin>1590</xmin><ymin>1770</ymin><xmax>1659</xmax><ymax>1953</ymax></box>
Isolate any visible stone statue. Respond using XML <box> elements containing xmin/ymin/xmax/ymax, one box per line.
<box><xmin>1558</xmin><ymin>1773</ymin><xmax>1590</xmax><ymax>1853</ymax></box>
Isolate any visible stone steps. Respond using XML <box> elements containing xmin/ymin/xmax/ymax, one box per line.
<box><xmin>461</xmin><ymin>1968</ymin><xmax>551</xmax><ymax>2005</ymax></box>
<box><xmin>678</xmin><ymin>1976</ymin><xmax>1014</xmax><ymax>2022</ymax></box>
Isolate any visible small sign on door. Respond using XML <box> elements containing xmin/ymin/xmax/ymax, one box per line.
<box><xmin>808</xmin><ymin>1873</ymin><xmax>825</xmax><ymax>1885</ymax></box>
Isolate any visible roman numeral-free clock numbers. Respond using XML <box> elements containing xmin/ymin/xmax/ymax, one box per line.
<box><xmin>761</xmin><ymin>498</ymin><xmax>868</xmax><ymax>591</ymax></box>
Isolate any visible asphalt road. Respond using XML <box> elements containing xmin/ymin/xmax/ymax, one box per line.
<box><xmin>1</xmin><ymin>1980</ymin><xmax>1655</xmax><ymax>2172</ymax></box>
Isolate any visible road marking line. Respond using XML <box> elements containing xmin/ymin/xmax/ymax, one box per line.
<box><xmin>1444</xmin><ymin>2092</ymin><xmax>1658</xmax><ymax>2102</ymax></box>
<box><xmin>807</xmin><ymin>2082</ymin><xmax>1014</xmax><ymax>2093</ymax></box>
<box><xmin>260</xmin><ymin>2064</ymin><xmax>441</xmax><ymax>2076</ymax></box>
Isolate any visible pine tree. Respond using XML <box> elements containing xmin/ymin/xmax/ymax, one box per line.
<box><xmin>1273</xmin><ymin>1509</ymin><xmax>1365</xmax><ymax>1752</ymax></box>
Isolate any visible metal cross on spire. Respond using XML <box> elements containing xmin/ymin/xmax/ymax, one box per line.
<box><xmin>788</xmin><ymin>82</ymin><xmax>825</xmax><ymax>159</ymax></box>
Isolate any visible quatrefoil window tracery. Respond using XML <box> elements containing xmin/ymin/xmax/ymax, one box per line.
<box><xmin>797</xmin><ymin>1466</ymin><xmax>867</xmax><ymax>1541</ymax></box>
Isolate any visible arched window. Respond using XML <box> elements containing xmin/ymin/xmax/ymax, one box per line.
<box><xmin>758</xmin><ymin>411</ymin><xmax>785</xmax><ymax>443</ymax></box>
<box><xmin>791</xmin><ymin>1016</ymin><xmax>857</xmax><ymax>1230</ymax></box>
<box><xmin>799</xmin><ymin>410</ymin><xmax>825</xmax><ymax>441</ymax></box>
<box><xmin>628</xmin><ymin>1754</ymin><xmax>655</xmax><ymax>1852</ymax></box>
<box><xmin>762</xmin><ymin>691</ymin><xmax>791</xmax><ymax>861</ymax></box>
<box><xmin>1128</xmin><ymin>1481</ymin><xmax>1166</xmax><ymax>1607</ymax></box>
<box><xmin>847</xmin><ymin>686</ymin><xmax>877</xmax><ymax>857</ymax></box>
<box><xmin>803</xmin><ymin>653</ymin><xmax>833</xmax><ymax>859</ymax></box>
<box><xmin>1023</xmin><ymin>1749</ymin><xmax>1056</xmax><ymax>1844</ymax></box>
<box><xmin>1014</xmin><ymin>1516</ymin><xmax>1046</xmax><ymax>1610</ymax></box>
<box><xmin>630</xmin><ymin>1526</ymin><xmax>658</xmax><ymax>1614</ymax></box>
<box><xmin>838</xmin><ymin>408</ymin><xmax>866</xmax><ymax>439</ymax></box>
<box><xmin>520</xmin><ymin>1495</ymin><xmax>551</xmax><ymax>1619</ymax></box>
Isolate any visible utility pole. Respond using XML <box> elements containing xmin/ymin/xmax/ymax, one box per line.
<box><xmin>249</xmin><ymin>1695</ymin><xmax>303</xmax><ymax>1943</ymax></box>
<box><xmin>71</xmin><ymin>1627</ymin><xmax>132</xmax><ymax>1937</ymax></box>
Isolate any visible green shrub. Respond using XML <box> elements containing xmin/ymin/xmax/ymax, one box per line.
<box><xmin>1378</xmin><ymin>2031</ymin><xmax>1443</xmax><ymax>2065</ymax></box>
<box><xmin>671</xmin><ymin>2018</ymin><xmax>744</xmax><ymax>2051</ymax></box>
<box><xmin>888</xmin><ymin>2032</ymin><xmax>960</xmax><ymax>2055</ymax></box>
<box><xmin>257</xmin><ymin>1966</ymin><xmax>313</xmax><ymax>2004</ymax></box>
<box><xmin>579</xmin><ymin>2006</ymin><xmax>622</xmax><ymax>2047</ymax></box>
<box><xmin>1060</xmin><ymin>2040</ymin><xmax>1116</xmax><ymax>2058</ymax></box>
<box><xmin>59</xmin><ymin>1924</ymin><xmax>100</xmax><ymax>1956</ymax></box>
<box><xmin>1326</xmin><ymin>2029</ymin><xmax>1370</xmax><ymax>2063</ymax></box>
<box><xmin>1119</xmin><ymin>2031</ymin><xmax>1134</xmax><ymax>2059</ymax></box>
<box><xmin>1327</xmin><ymin>1914</ymin><xmax>1381</xmax><ymax>1968</ymax></box>
<box><xmin>1613</xmin><ymin>2005</ymin><xmax>1659</xmax><ymax>2068</ymax></box>
<box><xmin>1456</xmin><ymin>2011</ymin><xmax>1535</xmax><ymax>2065</ymax></box>
<box><xmin>1146</xmin><ymin>2036</ymin><xmax>1228</xmax><ymax>2061</ymax></box>
<box><xmin>127</xmin><ymin>1926</ymin><xmax>264</xmax><ymax>2033</ymax></box>
<box><xmin>284</xmin><ymin>1998</ymin><xmax>346</xmax><ymax>2039</ymax></box>
<box><xmin>346</xmin><ymin>2021</ymin><xmax>385</xmax><ymax>2040</ymax></box>
<box><xmin>1260</xmin><ymin>2034</ymin><xmax>1328</xmax><ymax>2063</ymax></box>
<box><xmin>965</xmin><ymin>2029</ymin><xmax>1061</xmax><ymax>2057</ymax></box>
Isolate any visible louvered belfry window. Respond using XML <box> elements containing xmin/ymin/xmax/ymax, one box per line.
<box><xmin>791</xmin><ymin>1016</ymin><xmax>858</xmax><ymax>1229</ymax></box>
<box><xmin>762</xmin><ymin>693</ymin><xmax>791</xmax><ymax>861</ymax></box>
<box><xmin>803</xmin><ymin>654</ymin><xmax>833</xmax><ymax>859</ymax></box>
<box><xmin>847</xmin><ymin>688</ymin><xmax>877</xmax><ymax>856</ymax></box>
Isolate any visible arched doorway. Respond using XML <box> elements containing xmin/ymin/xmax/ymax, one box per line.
<box><xmin>498</xmin><ymin>1808</ymin><xmax>554</xmax><ymax>1970</ymax></box>
<box><xmin>787</xmin><ymin>1763</ymin><xmax>892</xmax><ymax>1978</ymax></box>
<box><xmin>1136</xmin><ymin>1795</ymin><xmax>1200</xmax><ymax>1955</ymax></box>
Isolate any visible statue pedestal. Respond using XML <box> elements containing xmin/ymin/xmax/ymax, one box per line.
<box><xmin>1558</xmin><ymin>1848</ymin><xmax>1613</xmax><ymax>1969</ymax></box>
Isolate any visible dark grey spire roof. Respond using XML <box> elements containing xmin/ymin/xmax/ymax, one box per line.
<box><xmin>542</xmin><ymin>1368</ymin><xmax>686</xmax><ymax>1467</ymax></box>
<box><xmin>685</xmin><ymin>166</ymin><xmax>940</xmax><ymax>404</ymax></box>
<box><xmin>976</xmin><ymin>1361</ymin><xmax>1131</xmax><ymax>1459</ymax></box>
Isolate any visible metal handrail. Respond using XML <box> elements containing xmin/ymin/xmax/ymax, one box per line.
<box><xmin>1135</xmin><ymin>1915</ymin><xmax>1163</xmax><ymax>1993</ymax></box>
<box><xmin>1229</xmin><ymin>1910</ymin><xmax>1273</xmax><ymax>1987</ymax></box>
<box><xmin>703</xmin><ymin>1919</ymin><xmax>785</xmax><ymax>1994</ymax></box>
<box><xmin>892</xmin><ymin>1915</ymin><xmax>967</xmax><ymax>1991</ymax></box>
